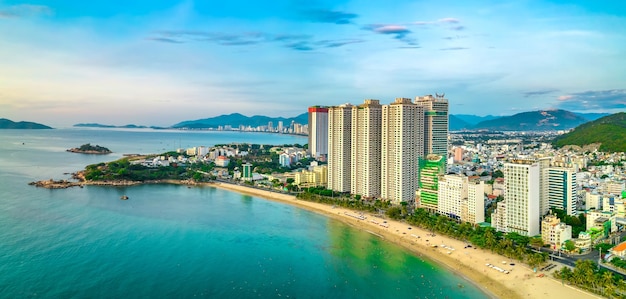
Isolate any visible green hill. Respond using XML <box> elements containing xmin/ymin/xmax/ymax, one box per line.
<box><xmin>171</xmin><ymin>112</ymin><xmax>308</xmax><ymax>129</ymax></box>
<box><xmin>473</xmin><ymin>109</ymin><xmax>587</xmax><ymax>131</ymax></box>
<box><xmin>553</xmin><ymin>112</ymin><xmax>626</xmax><ymax>152</ymax></box>
<box><xmin>0</xmin><ymin>118</ymin><xmax>52</xmax><ymax>129</ymax></box>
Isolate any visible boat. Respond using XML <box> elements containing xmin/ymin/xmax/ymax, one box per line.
<box><xmin>120</xmin><ymin>195</ymin><xmax>129</xmax><ymax>200</ymax></box>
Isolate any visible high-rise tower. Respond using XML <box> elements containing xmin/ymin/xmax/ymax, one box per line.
<box><xmin>381</xmin><ymin>98</ymin><xmax>424</xmax><ymax>203</ymax></box>
<box><xmin>308</xmin><ymin>106</ymin><xmax>329</xmax><ymax>159</ymax></box>
<box><xmin>328</xmin><ymin>104</ymin><xmax>353</xmax><ymax>193</ymax></box>
<box><xmin>350</xmin><ymin>99</ymin><xmax>383</xmax><ymax>198</ymax></box>
<box><xmin>504</xmin><ymin>159</ymin><xmax>541</xmax><ymax>236</ymax></box>
<box><xmin>415</xmin><ymin>94</ymin><xmax>449</xmax><ymax>160</ymax></box>
<box><xmin>547</xmin><ymin>167</ymin><xmax>577</xmax><ymax>216</ymax></box>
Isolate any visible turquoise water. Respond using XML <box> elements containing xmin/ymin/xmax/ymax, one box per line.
<box><xmin>0</xmin><ymin>129</ymin><xmax>488</xmax><ymax>298</ymax></box>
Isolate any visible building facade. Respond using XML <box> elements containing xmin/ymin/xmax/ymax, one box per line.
<box><xmin>415</xmin><ymin>94</ymin><xmax>449</xmax><ymax>160</ymax></box>
<box><xmin>547</xmin><ymin>167</ymin><xmax>577</xmax><ymax>215</ymax></box>
<box><xmin>503</xmin><ymin>159</ymin><xmax>541</xmax><ymax>236</ymax></box>
<box><xmin>328</xmin><ymin>104</ymin><xmax>353</xmax><ymax>193</ymax></box>
<box><xmin>350</xmin><ymin>100</ymin><xmax>383</xmax><ymax>198</ymax></box>
<box><xmin>308</xmin><ymin>106</ymin><xmax>329</xmax><ymax>159</ymax></box>
<box><xmin>541</xmin><ymin>213</ymin><xmax>572</xmax><ymax>250</ymax></box>
<box><xmin>381</xmin><ymin>98</ymin><xmax>424</xmax><ymax>203</ymax></box>
<box><xmin>418</xmin><ymin>154</ymin><xmax>445</xmax><ymax>210</ymax></box>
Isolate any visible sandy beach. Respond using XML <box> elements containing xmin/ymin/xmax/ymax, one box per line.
<box><xmin>208</xmin><ymin>182</ymin><xmax>601</xmax><ymax>299</ymax></box>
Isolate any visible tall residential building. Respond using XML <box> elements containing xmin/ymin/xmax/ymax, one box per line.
<box><xmin>328</xmin><ymin>104</ymin><xmax>353</xmax><ymax>193</ymax></box>
<box><xmin>504</xmin><ymin>159</ymin><xmax>541</xmax><ymax>236</ymax></box>
<box><xmin>537</xmin><ymin>157</ymin><xmax>551</xmax><ymax>216</ymax></box>
<box><xmin>418</xmin><ymin>154</ymin><xmax>445</xmax><ymax>211</ymax></box>
<box><xmin>415</xmin><ymin>94</ymin><xmax>449</xmax><ymax>159</ymax></box>
<box><xmin>467</xmin><ymin>178</ymin><xmax>485</xmax><ymax>224</ymax></box>
<box><xmin>350</xmin><ymin>99</ymin><xmax>383</xmax><ymax>198</ymax></box>
<box><xmin>547</xmin><ymin>167</ymin><xmax>577</xmax><ymax>215</ymax></box>
<box><xmin>381</xmin><ymin>98</ymin><xmax>424</xmax><ymax>203</ymax></box>
<box><xmin>308</xmin><ymin>106</ymin><xmax>329</xmax><ymax>159</ymax></box>
<box><xmin>242</xmin><ymin>163</ymin><xmax>253</xmax><ymax>180</ymax></box>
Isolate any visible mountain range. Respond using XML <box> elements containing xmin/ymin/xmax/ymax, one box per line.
<box><xmin>70</xmin><ymin>110</ymin><xmax>609</xmax><ymax>132</ymax></box>
<box><xmin>74</xmin><ymin>123</ymin><xmax>165</xmax><ymax>129</ymax></box>
<box><xmin>449</xmin><ymin>111</ymin><xmax>609</xmax><ymax>131</ymax></box>
<box><xmin>553</xmin><ymin>112</ymin><xmax>626</xmax><ymax>152</ymax></box>
<box><xmin>0</xmin><ymin>118</ymin><xmax>52</xmax><ymax>129</ymax></box>
<box><xmin>170</xmin><ymin>113</ymin><xmax>308</xmax><ymax>129</ymax></box>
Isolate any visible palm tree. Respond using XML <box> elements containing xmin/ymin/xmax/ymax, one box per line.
<box><xmin>601</xmin><ymin>271</ymin><xmax>615</xmax><ymax>296</ymax></box>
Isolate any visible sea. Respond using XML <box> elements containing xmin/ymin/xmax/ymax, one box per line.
<box><xmin>0</xmin><ymin>128</ymin><xmax>488</xmax><ymax>298</ymax></box>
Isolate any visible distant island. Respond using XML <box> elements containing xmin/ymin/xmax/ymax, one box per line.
<box><xmin>0</xmin><ymin>118</ymin><xmax>52</xmax><ymax>129</ymax></box>
<box><xmin>73</xmin><ymin>123</ymin><xmax>165</xmax><ymax>129</ymax></box>
<box><xmin>67</xmin><ymin>143</ymin><xmax>112</xmax><ymax>154</ymax></box>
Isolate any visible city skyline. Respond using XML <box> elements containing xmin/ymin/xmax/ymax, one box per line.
<box><xmin>1</xmin><ymin>0</ymin><xmax>625</xmax><ymax>127</ymax></box>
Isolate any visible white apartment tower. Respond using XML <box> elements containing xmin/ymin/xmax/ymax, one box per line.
<box><xmin>547</xmin><ymin>167</ymin><xmax>577</xmax><ymax>216</ymax></box>
<box><xmin>328</xmin><ymin>104</ymin><xmax>353</xmax><ymax>193</ymax></box>
<box><xmin>381</xmin><ymin>98</ymin><xmax>424</xmax><ymax>203</ymax></box>
<box><xmin>467</xmin><ymin>178</ymin><xmax>485</xmax><ymax>224</ymax></box>
<box><xmin>504</xmin><ymin>159</ymin><xmax>541</xmax><ymax>236</ymax></box>
<box><xmin>308</xmin><ymin>106</ymin><xmax>329</xmax><ymax>159</ymax></box>
<box><xmin>415</xmin><ymin>94</ymin><xmax>449</xmax><ymax>158</ymax></box>
<box><xmin>537</xmin><ymin>157</ymin><xmax>551</xmax><ymax>216</ymax></box>
<box><xmin>438</xmin><ymin>174</ymin><xmax>466</xmax><ymax>220</ymax></box>
<box><xmin>350</xmin><ymin>100</ymin><xmax>383</xmax><ymax>198</ymax></box>
<box><xmin>438</xmin><ymin>174</ymin><xmax>485</xmax><ymax>224</ymax></box>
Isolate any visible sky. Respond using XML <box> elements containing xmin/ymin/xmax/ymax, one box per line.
<box><xmin>1</xmin><ymin>0</ymin><xmax>625</xmax><ymax>127</ymax></box>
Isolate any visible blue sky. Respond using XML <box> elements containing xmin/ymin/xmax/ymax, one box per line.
<box><xmin>1</xmin><ymin>0</ymin><xmax>625</xmax><ymax>127</ymax></box>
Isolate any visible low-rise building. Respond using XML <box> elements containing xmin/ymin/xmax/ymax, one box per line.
<box><xmin>541</xmin><ymin>213</ymin><xmax>572</xmax><ymax>250</ymax></box>
<box><xmin>215</xmin><ymin>156</ymin><xmax>230</xmax><ymax>167</ymax></box>
<box><xmin>610</xmin><ymin>242</ymin><xmax>626</xmax><ymax>258</ymax></box>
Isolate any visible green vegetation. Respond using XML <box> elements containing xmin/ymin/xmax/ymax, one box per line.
<box><xmin>296</xmin><ymin>187</ymin><xmax>391</xmax><ymax>212</ymax></box>
<box><xmin>554</xmin><ymin>260</ymin><xmax>625</xmax><ymax>298</ymax></box>
<box><xmin>610</xmin><ymin>257</ymin><xmax>626</xmax><ymax>271</ymax></box>
<box><xmin>553</xmin><ymin>112</ymin><xmax>626</xmax><ymax>152</ymax></box>
<box><xmin>83</xmin><ymin>155</ymin><xmax>215</xmax><ymax>182</ymax></box>
<box><xmin>76</xmin><ymin>143</ymin><xmax>111</xmax><ymax>153</ymax></box>
<box><xmin>551</xmin><ymin>208</ymin><xmax>586</xmax><ymax>237</ymax></box>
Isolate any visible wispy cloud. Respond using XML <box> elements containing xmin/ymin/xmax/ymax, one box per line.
<box><xmin>301</xmin><ymin>9</ymin><xmax>358</xmax><ymax>24</ymax></box>
<box><xmin>147</xmin><ymin>37</ymin><xmax>184</xmax><ymax>44</ymax></box>
<box><xmin>439</xmin><ymin>47</ymin><xmax>469</xmax><ymax>51</ymax></box>
<box><xmin>522</xmin><ymin>89</ymin><xmax>559</xmax><ymax>97</ymax></box>
<box><xmin>412</xmin><ymin>17</ymin><xmax>466</xmax><ymax>32</ymax></box>
<box><xmin>284</xmin><ymin>39</ymin><xmax>364</xmax><ymax>51</ymax></box>
<box><xmin>362</xmin><ymin>24</ymin><xmax>418</xmax><ymax>46</ymax></box>
<box><xmin>438</xmin><ymin>17</ymin><xmax>460</xmax><ymax>24</ymax></box>
<box><xmin>0</xmin><ymin>4</ymin><xmax>52</xmax><ymax>18</ymax></box>
<box><xmin>149</xmin><ymin>31</ymin><xmax>362</xmax><ymax>51</ymax></box>
<box><xmin>555</xmin><ymin>89</ymin><xmax>626</xmax><ymax>110</ymax></box>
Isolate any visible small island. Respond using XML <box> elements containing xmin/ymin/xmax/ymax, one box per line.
<box><xmin>67</xmin><ymin>143</ymin><xmax>112</xmax><ymax>154</ymax></box>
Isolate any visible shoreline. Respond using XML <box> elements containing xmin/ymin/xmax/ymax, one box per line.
<box><xmin>201</xmin><ymin>181</ymin><xmax>599</xmax><ymax>299</ymax></box>
<box><xmin>37</xmin><ymin>178</ymin><xmax>599</xmax><ymax>298</ymax></box>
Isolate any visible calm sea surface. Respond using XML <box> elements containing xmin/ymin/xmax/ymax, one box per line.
<box><xmin>0</xmin><ymin>129</ymin><xmax>488</xmax><ymax>298</ymax></box>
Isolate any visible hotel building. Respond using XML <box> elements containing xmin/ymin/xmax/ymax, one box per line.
<box><xmin>328</xmin><ymin>104</ymin><xmax>353</xmax><ymax>193</ymax></box>
<box><xmin>415</xmin><ymin>94</ymin><xmax>449</xmax><ymax>160</ymax></box>
<box><xmin>381</xmin><ymin>98</ymin><xmax>424</xmax><ymax>203</ymax></box>
<box><xmin>308</xmin><ymin>106</ymin><xmax>329</xmax><ymax>159</ymax></box>
<box><xmin>418</xmin><ymin>154</ymin><xmax>445</xmax><ymax>211</ymax></box>
<box><xmin>350</xmin><ymin>100</ymin><xmax>383</xmax><ymax>198</ymax></box>
<box><xmin>547</xmin><ymin>167</ymin><xmax>577</xmax><ymax>216</ymax></box>
<box><xmin>503</xmin><ymin>159</ymin><xmax>541</xmax><ymax>236</ymax></box>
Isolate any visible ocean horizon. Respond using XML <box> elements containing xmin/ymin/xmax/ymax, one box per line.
<box><xmin>0</xmin><ymin>129</ymin><xmax>488</xmax><ymax>298</ymax></box>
